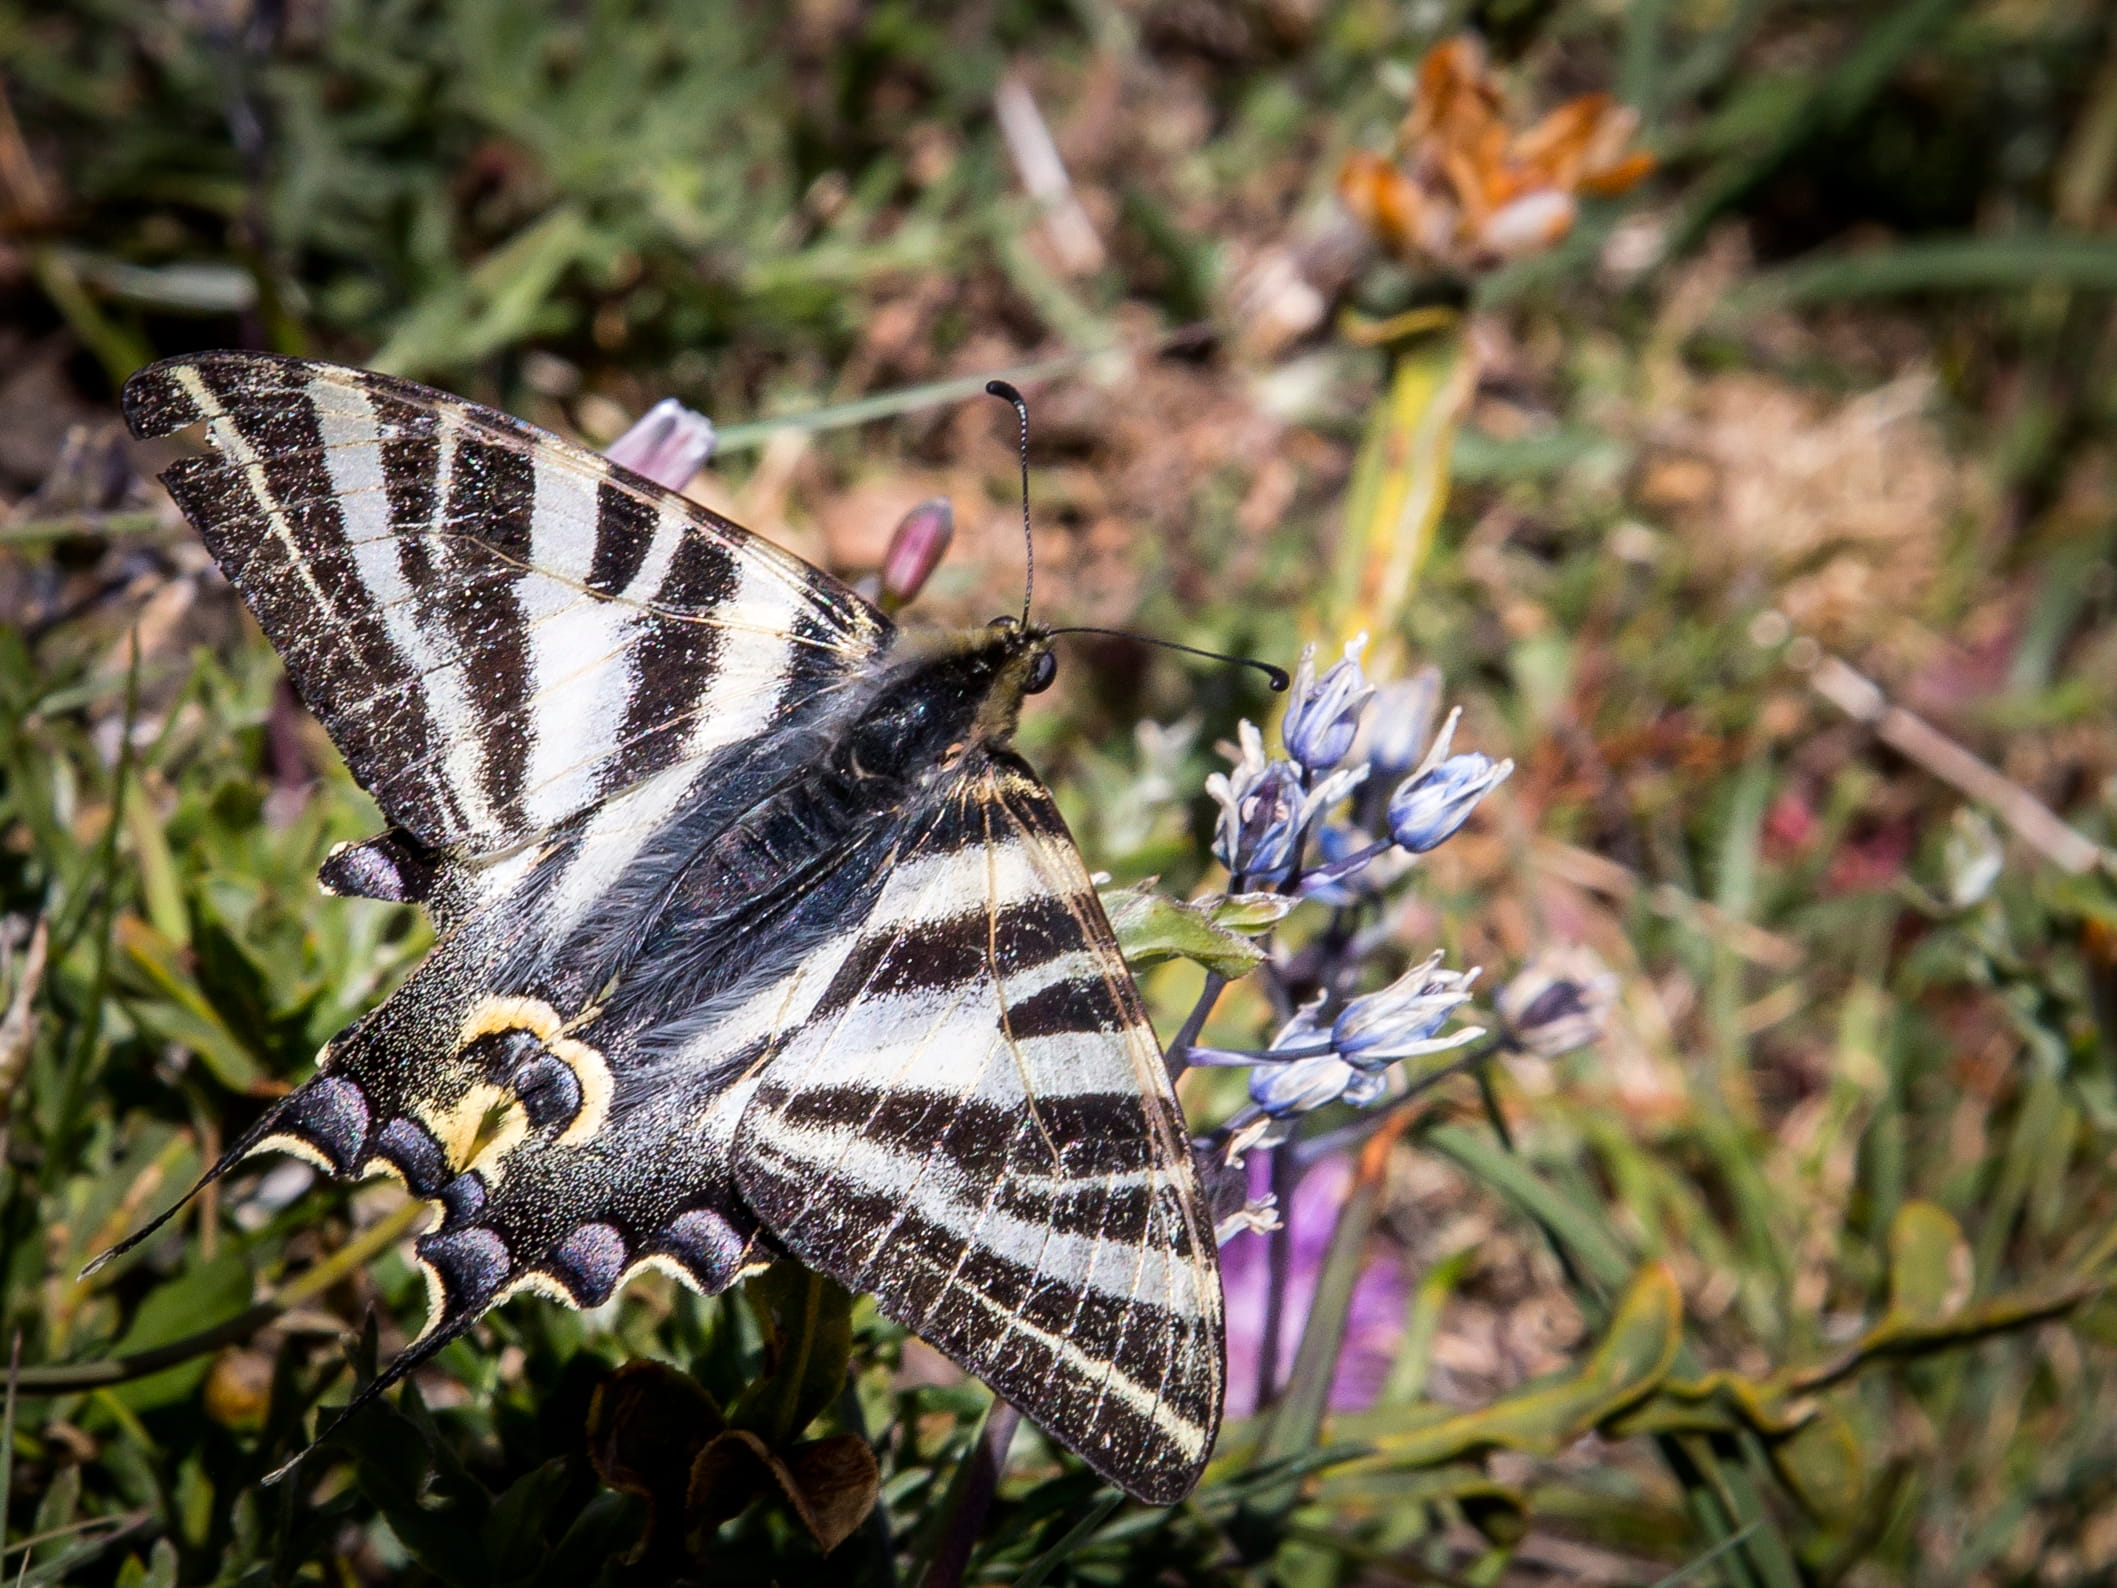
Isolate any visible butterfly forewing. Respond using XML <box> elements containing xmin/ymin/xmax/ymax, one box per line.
<box><xmin>123</xmin><ymin>352</ymin><xmax>888</xmax><ymax>856</ymax></box>
<box><xmin>733</xmin><ymin>749</ymin><xmax>1225</xmax><ymax>1504</ymax></box>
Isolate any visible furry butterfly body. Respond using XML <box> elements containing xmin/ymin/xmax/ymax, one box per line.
<box><xmin>113</xmin><ymin>352</ymin><xmax>1224</xmax><ymax>1504</ymax></box>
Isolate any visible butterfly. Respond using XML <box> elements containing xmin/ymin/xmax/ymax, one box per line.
<box><xmin>106</xmin><ymin>352</ymin><xmax>1225</xmax><ymax>1505</ymax></box>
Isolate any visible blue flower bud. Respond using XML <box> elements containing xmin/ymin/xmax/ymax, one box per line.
<box><xmin>1362</xmin><ymin>666</ymin><xmax>1443</xmax><ymax>778</ymax></box>
<box><xmin>1206</xmin><ymin>722</ymin><xmax>1309</xmax><ymax>884</ymax></box>
<box><xmin>1248</xmin><ymin>1052</ymin><xmax>1358</xmax><ymax>1118</ymax></box>
<box><xmin>1281</xmin><ymin>635</ymin><xmax>1374</xmax><ymax>774</ymax></box>
<box><xmin>1388</xmin><ymin>752</ymin><xmax>1512</xmax><ymax>853</ymax></box>
<box><xmin>1341</xmin><ymin>1068</ymin><xmax>1391</xmax><ymax>1108</ymax></box>
<box><xmin>1332</xmin><ymin>953</ymin><xmax>1480</xmax><ymax>1066</ymax></box>
<box><xmin>1229</xmin><ymin>759</ymin><xmax>1303</xmax><ymax>883</ymax></box>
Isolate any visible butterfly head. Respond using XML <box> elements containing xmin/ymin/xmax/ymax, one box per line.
<box><xmin>987</xmin><ymin>613</ymin><xmax>1059</xmax><ymax>694</ymax></box>
<box><xmin>949</xmin><ymin>614</ymin><xmax>1056</xmax><ymax>744</ymax></box>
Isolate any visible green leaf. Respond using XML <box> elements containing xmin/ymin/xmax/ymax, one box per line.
<box><xmin>1334</xmin><ymin>1264</ymin><xmax>1683</xmax><ymax>1473</ymax></box>
<box><xmin>106</xmin><ymin>1252</ymin><xmax>252</xmax><ymax>1412</ymax></box>
<box><xmin>370</xmin><ymin>203</ymin><xmax>596</xmax><ymax>377</ymax></box>
<box><xmin>483</xmin><ymin>1459</ymin><xmax>573</xmax><ymax>1581</ymax></box>
<box><xmin>1765</xmin><ymin>1406</ymin><xmax>1864</xmax><ymax>1524</ymax></box>
<box><xmin>729</xmin><ymin>1264</ymin><xmax>854</xmax><ymax>1449</ymax></box>
<box><xmin>1882</xmin><ymin>1200</ymin><xmax>1971</xmax><ymax>1329</ymax></box>
<box><xmin>1423</xmin><ymin>1123</ymin><xmax>1635</xmax><ymax>1290</ymax></box>
<box><xmin>330</xmin><ymin>1390</ymin><xmax>492</xmax><ymax>1586</ymax></box>
<box><xmin>1100</xmin><ymin>884</ymin><xmax>1272</xmax><ymax>978</ymax></box>
<box><xmin>1331</xmin><ymin>325</ymin><xmax>1472</xmax><ymax>638</ymax></box>
<box><xmin>1201</xmin><ymin>893</ymin><xmax>1303</xmax><ymax>935</ymax></box>
<box><xmin>1309</xmin><ymin>1463</ymin><xmax>1528</xmax><ymax>1542</ymax></box>
<box><xmin>113</xmin><ymin>916</ymin><xmax>266</xmax><ymax>1092</ymax></box>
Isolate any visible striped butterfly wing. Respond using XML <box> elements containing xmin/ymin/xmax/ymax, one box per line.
<box><xmin>103</xmin><ymin>352</ymin><xmax>890</xmax><ymax>1361</ymax></box>
<box><xmin>123</xmin><ymin>352</ymin><xmax>889</xmax><ymax>858</ymax></box>
<box><xmin>734</xmin><ymin>748</ymin><xmax>1225</xmax><ymax>1504</ymax></box>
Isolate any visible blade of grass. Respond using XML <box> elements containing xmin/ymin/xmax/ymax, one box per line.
<box><xmin>1735</xmin><ymin>235</ymin><xmax>2117</xmax><ymax>309</ymax></box>
<box><xmin>17</xmin><ymin>1198</ymin><xmax>426</xmax><ymax>1393</ymax></box>
<box><xmin>1422</xmin><ymin>1122</ymin><xmax>1632</xmax><ymax>1292</ymax></box>
<box><xmin>1672</xmin><ymin>0</ymin><xmax>1974</xmax><ymax>251</ymax></box>
<box><xmin>1</xmin><ymin>1336</ymin><xmax>17</xmax><ymax>1545</ymax></box>
<box><xmin>1</xmin><ymin>1512</ymin><xmax>152</xmax><ymax>1561</ymax></box>
<box><xmin>1010</xmin><ymin>1491</ymin><xmax>1123</xmax><ymax>1588</ymax></box>
<box><xmin>1646</xmin><ymin>1522</ymin><xmax>1760</xmax><ymax>1587</ymax></box>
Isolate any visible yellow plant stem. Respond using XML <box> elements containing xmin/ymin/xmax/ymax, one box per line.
<box><xmin>1329</xmin><ymin>311</ymin><xmax>1479</xmax><ymax>665</ymax></box>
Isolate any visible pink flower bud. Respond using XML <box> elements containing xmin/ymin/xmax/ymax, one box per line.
<box><xmin>879</xmin><ymin>496</ymin><xmax>954</xmax><ymax>612</ymax></box>
<box><xmin>603</xmin><ymin>398</ymin><xmax>716</xmax><ymax>491</ymax></box>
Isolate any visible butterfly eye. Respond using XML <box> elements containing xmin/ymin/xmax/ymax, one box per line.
<box><xmin>1025</xmin><ymin>650</ymin><xmax>1058</xmax><ymax>694</ymax></box>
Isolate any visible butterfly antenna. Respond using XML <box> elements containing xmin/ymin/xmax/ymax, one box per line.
<box><xmin>1048</xmin><ymin>627</ymin><xmax>1290</xmax><ymax>691</ymax></box>
<box><xmin>986</xmin><ymin>379</ymin><xmax>1034</xmax><ymax>625</ymax></box>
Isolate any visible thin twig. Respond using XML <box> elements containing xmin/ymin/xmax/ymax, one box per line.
<box><xmin>1808</xmin><ymin>653</ymin><xmax>2109</xmax><ymax>876</ymax></box>
<box><xmin>0</xmin><ymin>511</ymin><xmax>169</xmax><ymax>547</ymax></box>
<box><xmin>710</xmin><ymin>339</ymin><xmax>1202</xmax><ymax>455</ymax></box>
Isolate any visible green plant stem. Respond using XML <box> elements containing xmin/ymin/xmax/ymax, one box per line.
<box><xmin>1292</xmin><ymin>1035</ymin><xmax>1508</xmax><ymax>1167</ymax></box>
<box><xmin>1254</xmin><ymin>1145</ymin><xmax>1297</xmax><ymax>1414</ymax></box>
<box><xmin>1162</xmin><ymin>970</ymin><xmax>1227</xmax><ymax>1082</ymax></box>
<box><xmin>16</xmin><ymin>1200</ymin><xmax>426</xmax><ymax>1394</ymax></box>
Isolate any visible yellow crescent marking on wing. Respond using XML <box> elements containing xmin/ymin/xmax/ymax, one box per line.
<box><xmin>497</xmin><ymin>1270</ymin><xmax>579</xmax><ymax>1307</ymax></box>
<box><xmin>455</xmin><ymin>996</ymin><xmax>614</xmax><ymax>1149</ymax></box>
<box><xmin>415</xmin><ymin>1081</ymin><xmax>526</xmax><ymax>1184</ymax></box>
<box><xmin>460</xmin><ymin>996</ymin><xmax>563</xmax><ymax>1045</ymax></box>
<box><xmin>249</xmin><ymin>1133</ymin><xmax>337</xmax><ymax>1175</ymax></box>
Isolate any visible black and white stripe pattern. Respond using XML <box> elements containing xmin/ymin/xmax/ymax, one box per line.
<box><xmin>735</xmin><ymin>752</ymin><xmax>1224</xmax><ymax>1505</ymax></box>
<box><xmin>123</xmin><ymin>353</ymin><xmax>887</xmax><ymax>854</ymax></box>
<box><xmin>115</xmin><ymin>353</ymin><xmax>1227</xmax><ymax>1507</ymax></box>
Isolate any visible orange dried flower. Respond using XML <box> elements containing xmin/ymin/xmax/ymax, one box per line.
<box><xmin>1337</xmin><ymin>36</ymin><xmax>1655</xmax><ymax>272</ymax></box>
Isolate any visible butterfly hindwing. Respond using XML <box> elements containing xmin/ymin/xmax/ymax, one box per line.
<box><xmin>734</xmin><ymin>749</ymin><xmax>1225</xmax><ymax>1504</ymax></box>
<box><xmin>123</xmin><ymin>352</ymin><xmax>888</xmax><ymax>856</ymax></box>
